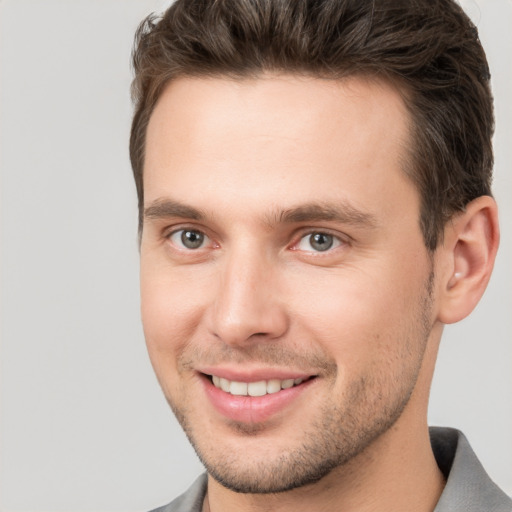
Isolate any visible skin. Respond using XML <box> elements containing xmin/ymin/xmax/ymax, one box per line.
<box><xmin>140</xmin><ymin>75</ymin><xmax>499</xmax><ymax>512</ymax></box>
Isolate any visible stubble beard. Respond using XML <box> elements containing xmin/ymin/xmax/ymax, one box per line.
<box><xmin>166</xmin><ymin>271</ymin><xmax>435</xmax><ymax>494</ymax></box>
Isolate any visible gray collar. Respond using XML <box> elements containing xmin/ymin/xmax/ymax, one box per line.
<box><xmin>431</xmin><ymin>427</ymin><xmax>511</xmax><ymax>511</ymax></box>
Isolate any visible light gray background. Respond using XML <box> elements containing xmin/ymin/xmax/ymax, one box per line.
<box><xmin>0</xmin><ymin>1</ymin><xmax>510</xmax><ymax>510</ymax></box>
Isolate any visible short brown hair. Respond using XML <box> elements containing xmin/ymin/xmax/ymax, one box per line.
<box><xmin>130</xmin><ymin>0</ymin><xmax>494</xmax><ymax>250</ymax></box>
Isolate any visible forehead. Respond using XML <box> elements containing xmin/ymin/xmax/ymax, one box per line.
<box><xmin>144</xmin><ymin>74</ymin><xmax>416</xmax><ymax>219</ymax></box>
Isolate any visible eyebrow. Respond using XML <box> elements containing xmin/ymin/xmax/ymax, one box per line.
<box><xmin>144</xmin><ymin>199</ymin><xmax>206</xmax><ymax>221</ymax></box>
<box><xmin>144</xmin><ymin>198</ymin><xmax>378</xmax><ymax>229</ymax></box>
<box><xmin>271</xmin><ymin>202</ymin><xmax>378</xmax><ymax>229</ymax></box>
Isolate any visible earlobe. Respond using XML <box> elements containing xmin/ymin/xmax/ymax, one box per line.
<box><xmin>437</xmin><ymin>196</ymin><xmax>500</xmax><ymax>324</ymax></box>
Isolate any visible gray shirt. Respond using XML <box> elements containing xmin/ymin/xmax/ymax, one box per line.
<box><xmin>150</xmin><ymin>427</ymin><xmax>512</xmax><ymax>512</ymax></box>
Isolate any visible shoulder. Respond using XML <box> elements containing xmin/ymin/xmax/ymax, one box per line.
<box><xmin>149</xmin><ymin>474</ymin><xmax>208</xmax><ymax>512</ymax></box>
<box><xmin>431</xmin><ymin>427</ymin><xmax>512</xmax><ymax>512</ymax></box>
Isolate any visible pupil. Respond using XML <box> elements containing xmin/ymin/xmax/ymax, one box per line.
<box><xmin>181</xmin><ymin>230</ymin><xmax>204</xmax><ymax>249</ymax></box>
<box><xmin>310</xmin><ymin>233</ymin><xmax>333</xmax><ymax>251</ymax></box>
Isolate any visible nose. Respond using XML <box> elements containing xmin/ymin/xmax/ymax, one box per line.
<box><xmin>208</xmin><ymin>248</ymin><xmax>289</xmax><ymax>346</ymax></box>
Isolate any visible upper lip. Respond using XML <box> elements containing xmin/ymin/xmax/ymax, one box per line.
<box><xmin>197</xmin><ymin>366</ymin><xmax>316</xmax><ymax>382</ymax></box>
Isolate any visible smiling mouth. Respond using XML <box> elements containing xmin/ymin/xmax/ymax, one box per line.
<box><xmin>206</xmin><ymin>374</ymin><xmax>314</xmax><ymax>397</ymax></box>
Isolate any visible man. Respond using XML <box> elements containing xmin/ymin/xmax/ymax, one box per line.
<box><xmin>129</xmin><ymin>1</ymin><xmax>511</xmax><ymax>511</ymax></box>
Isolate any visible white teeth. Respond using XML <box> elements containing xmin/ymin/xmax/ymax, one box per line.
<box><xmin>266</xmin><ymin>379</ymin><xmax>281</xmax><ymax>394</ymax></box>
<box><xmin>281</xmin><ymin>379</ymin><xmax>294</xmax><ymax>389</ymax></box>
<box><xmin>229</xmin><ymin>381</ymin><xmax>248</xmax><ymax>396</ymax></box>
<box><xmin>219</xmin><ymin>377</ymin><xmax>230</xmax><ymax>392</ymax></box>
<box><xmin>248</xmin><ymin>381</ymin><xmax>267</xmax><ymax>397</ymax></box>
<box><xmin>211</xmin><ymin>375</ymin><xmax>308</xmax><ymax>396</ymax></box>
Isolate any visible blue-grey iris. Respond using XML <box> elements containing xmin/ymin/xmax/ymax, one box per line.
<box><xmin>309</xmin><ymin>233</ymin><xmax>333</xmax><ymax>251</ymax></box>
<box><xmin>181</xmin><ymin>230</ymin><xmax>204</xmax><ymax>249</ymax></box>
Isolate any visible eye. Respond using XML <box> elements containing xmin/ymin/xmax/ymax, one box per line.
<box><xmin>169</xmin><ymin>229</ymin><xmax>210</xmax><ymax>250</ymax></box>
<box><xmin>296</xmin><ymin>232</ymin><xmax>342</xmax><ymax>252</ymax></box>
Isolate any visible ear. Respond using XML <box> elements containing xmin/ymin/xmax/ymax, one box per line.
<box><xmin>437</xmin><ymin>196</ymin><xmax>500</xmax><ymax>324</ymax></box>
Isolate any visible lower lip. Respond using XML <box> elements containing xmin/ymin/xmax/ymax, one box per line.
<box><xmin>201</xmin><ymin>376</ymin><xmax>315</xmax><ymax>424</ymax></box>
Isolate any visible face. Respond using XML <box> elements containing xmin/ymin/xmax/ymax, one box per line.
<box><xmin>141</xmin><ymin>75</ymin><xmax>436</xmax><ymax>493</ymax></box>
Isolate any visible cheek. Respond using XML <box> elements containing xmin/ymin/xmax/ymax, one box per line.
<box><xmin>290</xmin><ymin>266</ymin><xmax>390</xmax><ymax>330</ymax></box>
<box><xmin>287</xmin><ymin>263</ymin><xmax>426</xmax><ymax>369</ymax></box>
<box><xmin>140</xmin><ymin>262</ymin><xmax>209</xmax><ymax>367</ymax></box>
